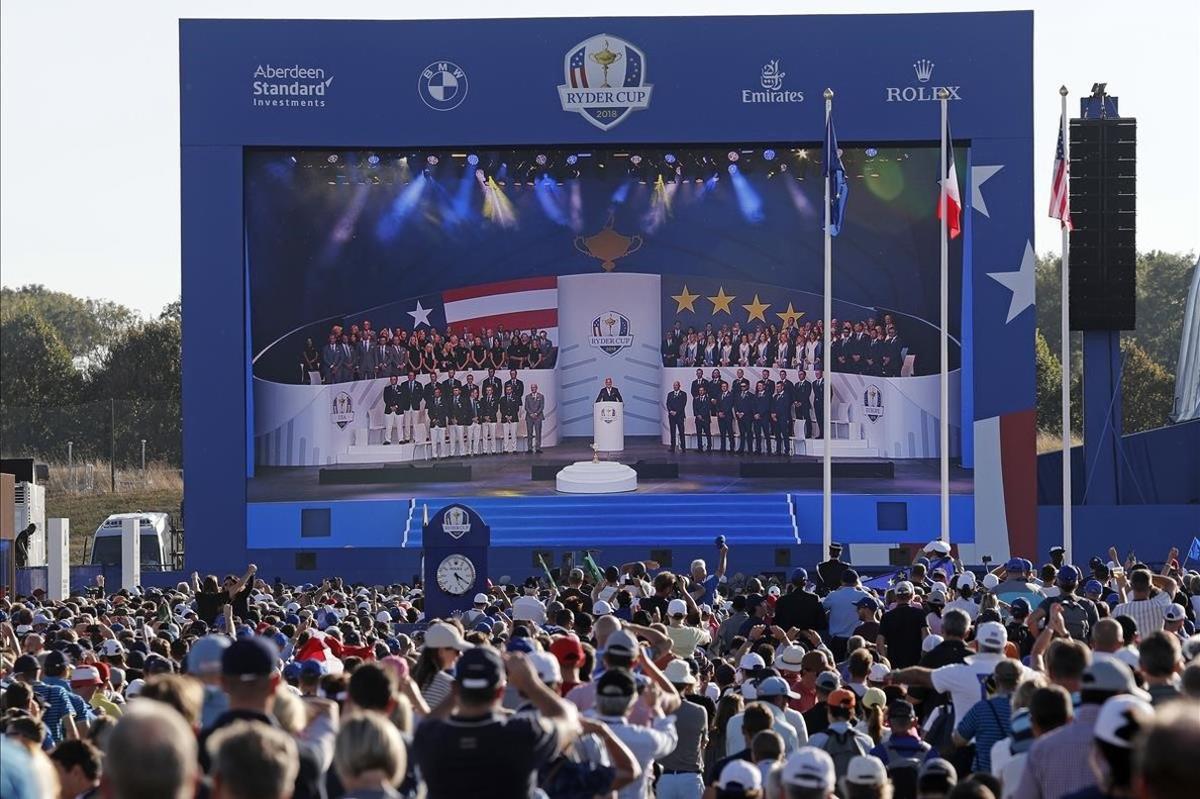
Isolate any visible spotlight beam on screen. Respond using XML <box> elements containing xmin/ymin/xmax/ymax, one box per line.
<box><xmin>535</xmin><ymin>174</ymin><xmax>569</xmax><ymax>226</ymax></box>
<box><xmin>450</xmin><ymin>163</ymin><xmax>478</xmax><ymax>225</ymax></box>
<box><xmin>644</xmin><ymin>174</ymin><xmax>677</xmax><ymax>233</ymax></box>
<box><xmin>728</xmin><ymin>166</ymin><xmax>764</xmax><ymax>223</ymax></box>
<box><xmin>480</xmin><ymin>173</ymin><xmax>516</xmax><ymax>228</ymax></box>
<box><xmin>375</xmin><ymin>172</ymin><xmax>428</xmax><ymax>240</ymax></box>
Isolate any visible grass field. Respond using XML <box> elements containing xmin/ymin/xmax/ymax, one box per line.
<box><xmin>40</xmin><ymin>461</ymin><xmax>183</xmax><ymax>565</ymax></box>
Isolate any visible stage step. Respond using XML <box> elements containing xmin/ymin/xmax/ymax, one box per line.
<box><xmin>798</xmin><ymin>439</ymin><xmax>880</xmax><ymax>457</ymax></box>
<box><xmin>409</xmin><ymin>493</ymin><xmax>798</xmax><ymax>548</ymax></box>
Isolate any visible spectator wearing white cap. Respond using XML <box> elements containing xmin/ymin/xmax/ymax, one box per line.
<box><xmin>773</xmin><ymin>746</ymin><xmax>837</xmax><ymax>799</ymax></box>
<box><xmin>413</xmin><ymin>621</ymin><xmax>472</xmax><ymax>709</ymax></box>
<box><xmin>1162</xmin><ymin>603</ymin><xmax>1188</xmax><ymax>640</ymax></box>
<box><xmin>665</xmin><ymin>593</ymin><xmax>711</xmax><ymax>658</ymax></box>
<box><xmin>592</xmin><ymin>668</ymin><xmax>678</xmax><ymax>799</ymax></box>
<box><xmin>725</xmin><ymin>678</ymin><xmax>802</xmax><ymax>757</ymax></box>
<box><xmin>1062</xmin><ymin>695</ymin><xmax>1154</xmax><ymax>799</ymax></box>
<box><xmin>889</xmin><ymin>621</ymin><xmax>1030</xmax><ymax>723</ymax></box>
<box><xmin>717</xmin><ymin>758</ymin><xmax>764</xmax><ymax>798</ymax></box>
<box><xmin>944</xmin><ymin>574</ymin><xmax>980</xmax><ymax>621</ymax></box>
<box><xmin>512</xmin><ymin>582</ymin><xmax>547</xmax><ymax>626</ymax></box>
<box><xmin>922</xmin><ymin>541</ymin><xmax>957</xmax><ymax>581</ymax></box>
<box><xmin>462</xmin><ymin>593</ymin><xmax>490</xmax><ymax>626</ymax></box>
<box><xmin>657</xmin><ymin>658</ymin><xmax>708</xmax><ymax>799</ymax></box>
<box><xmin>841</xmin><ymin>754</ymin><xmax>889</xmax><ymax>799</ymax></box>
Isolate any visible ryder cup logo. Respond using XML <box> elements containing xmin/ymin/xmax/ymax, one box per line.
<box><xmin>419</xmin><ymin>61</ymin><xmax>469</xmax><ymax>111</ymax></box>
<box><xmin>442</xmin><ymin>506</ymin><xmax>471</xmax><ymax>539</ymax></box>
<box><xmin>558</xmin><ymin>34</ymin><xmax>653</xmax><ymax>131</ymax></box>
<box><xmin>863</xmin><ymin>385</ymin><xmax>884</xmax><ymax>423</ymax></box>
<box><xmin>742</xmin><ymin>59</ymin><xmax>804</xmax><ymax>104</ymax></box>
<box><xmin>886</xmin><ymin>57</ymin><xmax>961</xmax><ymax>102</ymax></box>
<box><xmin>331</xmin><ymin>392</ymin><xmax>355</xmax><ymax>429</ymax></box>
<box><xmin>589</xmin><ymin>311</ymin><xmax>634</xmax><ymax>356</ymax></box>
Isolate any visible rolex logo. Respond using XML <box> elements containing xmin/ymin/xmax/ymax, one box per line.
<box><xmin>913</xmin><ymin>59</ymin><xmax>934</xmax><ymax>83</ymax></box>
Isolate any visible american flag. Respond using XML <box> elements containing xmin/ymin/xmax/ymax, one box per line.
<box><xmin>1049</xmin><ymin>118</ymin><xmax>1072</xmax><ymax>230</ymax></box>
<box><xmin>568</xmin><ymin>46</ymin><xmax>589</xmax><ymax>89</ymax></box>
<box><xmin>442</xmin><ymin>276</ymin><xmax>558</xmax><ymax>340</ymax></box>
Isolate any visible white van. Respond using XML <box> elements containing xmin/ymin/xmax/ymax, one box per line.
<box><xmin>87</xmin><ymin>512</ymin><xmax>182</xmax><ymax>572</ymax></box>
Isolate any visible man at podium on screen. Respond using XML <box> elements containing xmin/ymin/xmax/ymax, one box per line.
<box><xmin>595</xmin><ymin>377</ymin><xmax>623</xmax><ymax>403</ymax></box>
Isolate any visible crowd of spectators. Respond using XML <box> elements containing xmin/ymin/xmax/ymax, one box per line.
<box><xmin>662</xmin><ymin>316</ymin><xmax>908</xmax><ymax>377</ymax></box>
<box><xmin>3</xmin><ymin>540</ymin><xmax>1199</xmax><ymax>799</ymax></box>
<box><xmin>302</xmin><ymin>321</ymin><xmax>557</xmax><ymax>385</ymax></box>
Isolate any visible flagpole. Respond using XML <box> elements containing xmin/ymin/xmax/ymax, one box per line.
<box><xmin>938</xmin><ymin>88</ymin><xmax>950</xmax><ymax>546</ymax></box>
<box><xmin>1060</xmin><ymin>85</ymin><xmax>1072</xmax><ymax>560</ymax></box>
<box><xmin>822</xmin><ymin>88</ymin><xmax>834</xmax><ymax>559</ymax></box>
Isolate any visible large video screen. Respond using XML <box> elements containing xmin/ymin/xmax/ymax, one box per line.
<box><xmin>246</xmin><ymin>144</ymin><xmax>967</xmax><ymax>500</ymax></box>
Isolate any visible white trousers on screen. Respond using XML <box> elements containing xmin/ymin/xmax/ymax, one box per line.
<box><xmin>450</xmin><ymin>424</ymin><xmax>465</xmax><ymax>457</ymax></box>
<box><xmin>502</xmin><ymin>421</ymin><xmax>517</xmax><ymax>453</ymax></box>
<box><xmin>402</xmin><ymin>409</ymin><xmax>417</xmax><ymax>442</ymax></box>
<box><xmin>482</xmin><ymin>422</ymin><xmax>496</xmax><ymax>454</ymax></box>
<box><xmin>430</xmin><ymin>426</ymin><xmax>447</xmax><ymax>458</ymax></box>
<box><xmin>468</xmin><ymin>423</ymin><xmax>482</xmax><ymax>455</ymax></box>
<box><xmin>384</xmin><ymin>412</ymin><xmax>401</xmax><ymax>444</ymax></box>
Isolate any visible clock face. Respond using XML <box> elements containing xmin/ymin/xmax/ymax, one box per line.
<box><xmin>436</xmin><ymin>554</ymin><xmax>477</xmax><ymax>595</ymax></box>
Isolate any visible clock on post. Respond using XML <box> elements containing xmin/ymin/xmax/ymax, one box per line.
<box><xmin>422</xmin><ymin>503</ymin><xmax>491</xmax><ymax>620</ymax></box>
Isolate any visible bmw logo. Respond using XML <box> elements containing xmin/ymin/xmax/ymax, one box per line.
<box><xmin>418</xmin><ymin>61</ymin><xmax>468</xmax><ymax>111</ymax></box>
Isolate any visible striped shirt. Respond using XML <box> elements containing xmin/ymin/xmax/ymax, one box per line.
<box><xmin>1111</xmin><ymin>591</ymin><xmax>1172</xmax><ymax>634</ymax></box>
<box><xmin>1012</xmin><ymin>703</ymin><xmax>1101</xmax><ymax>799</ymax></box>
<box><xmin>31</xmin><ymin>681</ymin><xmax>75</xmax><ymax>744</ymax></box>
<box><xmin>956</xmin><ymin>694</ymin><xmax>1012</xmax><ymax>773</ymax></box>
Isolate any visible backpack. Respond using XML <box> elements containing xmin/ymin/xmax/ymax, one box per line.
<box><xmin>882</xmin><ymin>739</ymin><xmax>931</xmax><ymax>799</ymax></box>
<box><xmin>821</xmin><ymin>728</ymin><xmax>871</xmax><ymax>779</ymax></box>
<box><xmin>1058</xmin><ymin>598</ymin><xmax>1092</xmax><ymax>641</ymax></box>
<box><xmin>923</xmin><ymin>703</ymin><xmax>958</xmax><ymax>759</ymax></box>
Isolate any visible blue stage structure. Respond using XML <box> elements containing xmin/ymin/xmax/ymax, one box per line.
<box><xmin>181</xmin><ymin>13</ymin><xmax>1041</xmax><ymax>583</ymax></box>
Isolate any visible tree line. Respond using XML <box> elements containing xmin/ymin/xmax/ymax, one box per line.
<box><xmin>1</xmin><ymin>286</ymin><xmax>181</xmax><ymax>466</ymax></box>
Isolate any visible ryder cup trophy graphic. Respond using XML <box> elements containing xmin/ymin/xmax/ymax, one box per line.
<box><xmin>589</xmin><ymin>39</ymin><xmax>622</xmax><ymax>88</ymax></box>
<box><xmin>575</xmin><ymin>217</ymin><xmax>643</xmax><ymax>272</ymax></box>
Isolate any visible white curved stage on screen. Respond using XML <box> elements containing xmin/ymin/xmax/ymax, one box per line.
<box><xmin>555</xmin><ymin>460</ymin><xmax>638</xmax><ymax>494</ymax></box>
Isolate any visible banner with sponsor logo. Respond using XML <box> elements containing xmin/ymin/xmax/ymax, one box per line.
<box><xmin>556</xmin><ymin>274</ymin><xmax>662</xmax><ymax>436</ymax></box>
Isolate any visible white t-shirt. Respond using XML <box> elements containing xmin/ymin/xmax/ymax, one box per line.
<box><xmin>512</xmin><ymin>595</ymin><xmax>546</xmax><ymax>625</ymax></box>
<box><xmin>945</xmin><ymin>597</ymin><xmax>980</xmax><ymax>620</ymax></box>
<box><xmin>930</xmin><ymin>652</ymin><xmax>1029</xmax><ymax>722</ymax></box>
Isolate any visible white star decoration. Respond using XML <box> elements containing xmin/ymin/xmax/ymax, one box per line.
<box><xmin>971</xmin><ymin>164</ymin><xmax>1004</xmax><ymax>218</ymax></box>
<box><xmin>988</xmin><ymin>240</ymin><xmax>1036</xmax><ymax>324</ymax></box>
<box><xmin>408</xmin><ymin>300</ymin><xmax>432</xmax><ymax>328</ymax></box>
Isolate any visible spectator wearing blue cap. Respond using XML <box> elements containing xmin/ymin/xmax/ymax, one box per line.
<box><xmin>994</xmin><ymin>558</ymin><xmax>1046</xmax><ymax>611</ymax></box>
<box><xmin>852</xmin><ymin>596</ymin><xmax>882</xmax><ymax>644</ymax></box>
<box><xmin>773</xmin><ymin>567</ymin><xmax>826</xmax><ymax>635</ymax></box>
<box><xmin>1028</xmin><ymin>566</ymin><xmax>1100</xmax><ymax>643</ymax></box>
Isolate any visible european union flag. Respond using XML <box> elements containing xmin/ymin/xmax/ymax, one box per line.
<box><xmin>1187</xmin><ymin>536</ymin><xmax>1200</xmax><ymax>565</ymax></box>
<box><xmin>824</xmin><ymin>114</ymin><xmax>848</xmax><ymax>237</ymax></box>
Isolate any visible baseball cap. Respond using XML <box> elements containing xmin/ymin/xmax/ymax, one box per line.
<box><xmin>919</xmin><ymin>758</ymin><xmax>958</xmax><ymax>790</ymax></box>
<box><xmin>926</xmin><ymin>540</ymin><xmax>951</xmax><ymax>555</ymax></box>
<box><xmin>828</xmin><ymin>688</ymin><xmax>856</xmax><ymax>709</ymax></box>
<box><xmin>790</xmin><ymin>567</ymin><xmax>809</xmax><ymax>584</ymax></box>
<box><xmin>602</xmin><ymin>629</ymin><xmax>639</xmax><ymax>659</ymax></box>
<box><xmin>854</xmin><ymin>596</ymin><xmax>880</xmax><ymax>611</ymax></box>
<box><xmin>738</xmin><ymin>652</ymin><xmax>766</xmax><ymax>671</ymax></box>
<box><xmin>862</xmin><ymin>687</ymin><xmax>887</xmax><ymax>709</ymax></box>
<box><xmin>144</xmin><ymin>654</ymin><xmax>174</xmax><ymax>675</ymax></box>
<box><xmin>954</xmin><ymin>572</ymin><xmax>977</xmax><ymax>590</ymax></box>
<box><xmin>1057</xmin><ymin>565</ymin><xmax>1081</xmax><ymax>585</ymax></box>
<box><xmin>1010</xmin><ymin>597</ymin><xmax>1031</xmax><ymax>618</ymax></box>
<box><xmin>926</xmin><ymin>588</ymin><xmax>947</xmax><ymax>606</ymax></box>
<box><xmin>1083</xmin><ymin>579</ymin><xmax>1104</xmax><ymax>596</ymax></box>
<box><xmin>70</xmin><ymin>665</ymin><xmax>101</xmax><ymax>686</ymax></box>
<box><xmin>473</xmin><ymin>593</ymin><xmax>489</xmax><ymax>604</ymax></box>
<box><xmin>782</xmin><ymin>747</ymin><xmax>836</xmax><ymax>790</ymax></box>
<box><xmin>667</xmin><ymin>598</ymin><xmax>688</xmax><ymax>617</ymax></box>
<box><xmin>101</xmin><ymin>639</ymin><xmax>125</xmax><ymax>658</ymax></box>
<box><xmin>867</xmin><ymin>663</ymin><xmax>890</xmax><ymax>683</ymax></box>
<box><xmin>455</xmin><ymin>646</ymin><xmax>504</xmax><ymax>690</ymax></box>
<box><xmin>549</xmin><ymin>635</ymin><xmax>585</xmax><ymax>665</ymax></box>
<box><xmin>43</xmin><ymin>650</ymin><xmax>69</xmax><ymax>673</ymax></box>
<box><xmin>894</xmin><ymin>580</ymin><xmax>915</xmax><ymax>597</ymax></box>
<box><xmin>221</xmin><ymin>637</ymin><xmax>278</xmax><ymax>679</ymax></box>
<box><xmin>845</xmin><ymin>755</ymin><xmax>888</xmax><ymax>787</ymax></box>
<box><xmin>922</xmin><ymin>634</ymin><xmax>944</xmax><ymax>653</ymax></box>
<box><xmin>1005</xmin><ymin>557</ymin><xmax>1026</xmax><ymax>572</ymax></box>
<box><xmin>299</xmin><ymin>659</ymin><xmax>324</xmax><ymax>679</ymax></box>
<box><xmin>976</xmin><ymin>621</ymin><xmax>1008</xmax><ymax>651</ymax></box>
<box><xmin>125</xmin><ymin>678</ymin><xmax>146</xmax><ymax>698</ymax></box>
<box><xmin>663</xmin><ymin>659</ymin><xmax>696</xmax><ymax>685</ymax></box>
<box><xmin>841</xmin><ymin>569</ymin><xmax>859</xmax><ymax>584</ymax></box>
<box><xmin>375</xmin><ymin>610</ymin><xmax>393</xmax><ymax>624</ymax></box>
<box><xmin>591</xmin><ymin>600</ymin><xmax>613</xmax><ymax>616</ymax></box>
<box><xmin>186</xmin><ymin>635</ymin><xmax>231</xmax><ymax>676</ymax></box>
<box><xmin>777</xmin><ymin>644</ymin><xmax>806</xmax><ymax>672</ymax></box>
<box><xmin>12</xmin><ymin>654</ymin><xmax>40</xmax><ymax>674</ymax></box>
<box><xmin>718</xmin><ymin>760</ymin><xmax>763</xmax><ymax>792</ymax></box>
<box><xmin>815</xmin><ymin>671</ymin><xmax>841</xmax><ymax>692</ymax></box>
<box><xmin>528</xmin><ymin>652</ymin><xmax>562</xmax><ymax>685</ymax></box>
<box><xmin>745</xmin><ymin>593</ymin><xmax>766</xmax><ymax>610</ymax></box>
<box><xmin>1049</xmin><ymin>545</ymin><xmax>1066</xmax><ymax>555</ymax></box>
<box><xmin>506</xmin><ymin>636</ymin><xmax>536</xmax><ymax>654</ymax></box>
<box><xmin>888</xmin><ymin>699</ymin><xmax>916</xmax><ymax>719</ymax></box>
<box><xmin>596</xmin><ymin>667</ymin><xmax>637</xmax><ymax>699</ymax></box>
<box><xmin>767</xmin><ymin>585</ymin><xmax>782</xmax><ymax>598</ymax></box>
<box><xmin>1082</xmin><ymin>658</ymin><xmax>1150</xmax><ymax>699</ymax></box>
<box><xmin>425</xmin><ymin>621</ymin><xmax>472</xmax><ymax>651</ymax></box>
<box><xmin>982</xmin><ymin>573</ymin><xmax>1000</xmax><ymax>590</ymax></box>
<box><xmin>1094</xmin><ymin>695</ymin><xmax>1154</xmax><ymax>748</ymax></box>
<box><xmin>758</xmin><ymin>675</ymin><xmax>801</xmax><ymax>700</ymax></box>
<box><xmin>1163</xmin><ymin>604</ymin><xmax>1187</xmax><ymax>623</ymax></box>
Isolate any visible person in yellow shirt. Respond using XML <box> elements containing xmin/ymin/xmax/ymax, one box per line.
<box><xmin>72</xmin><ymin>665</ymin><xmax>123</xmax><ymax>719</ymax></box>
<box><xmin>665</xmin><ymin>594</ymin><xmax>712</xmax><ymax>658</ymax></box>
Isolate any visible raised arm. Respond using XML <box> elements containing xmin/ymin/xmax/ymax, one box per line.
<box><xmin>506</xmin><ymin>653</ymin><xmax>581</xmax><ymax>755</ymax></box>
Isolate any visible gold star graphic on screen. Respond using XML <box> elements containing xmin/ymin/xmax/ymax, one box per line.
<box><xmin>742</xmin><ymin>294</ymin><xmax>771</xmax><ymax>323</ymax></box>
<box><xmin>672</xmin><ymin>284</ymin><xmax>700</xmax><ymax>313</ymax></box>
<box><xmin>776</xmin><ymin>302</ymin><xmax>803</xmax><ymax>325</ymax></box>
<box><xmin>707</xmin><ymin>287</ymin><xmax>736</xmax><ymax>315</ymax></box>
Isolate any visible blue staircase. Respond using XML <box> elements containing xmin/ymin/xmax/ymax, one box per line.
<box><xmin>408</xmin><ymin>493</ymin><xmax>798</xmax><ymax>548</ymax></box>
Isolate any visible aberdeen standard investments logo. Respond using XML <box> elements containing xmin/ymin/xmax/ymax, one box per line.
<box><xmin>252</xmin><ymin>64</ymin><xmax>332</xmax><ymax>109</ymax></box>
<box><xmin>885</xmin><ymin>58</ymin><xmax>961</xmax><ymax>103</ymax></box>
<box><xmin>742</xmin><ymin>59</ymin><xmax>804</xmax><ymax>104</ymax></box>
<box><xmin>558</xmin><ymin>34</ymin><xmax>652</xmax><ymax>131</ymax></box>
<box><xmin>589</xmin><ymin>311</ymin><xmax>634</xmax><ymax>356</ymax></box>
